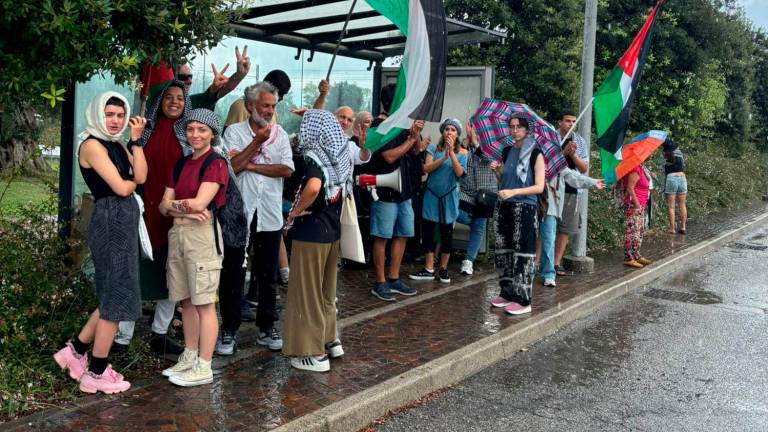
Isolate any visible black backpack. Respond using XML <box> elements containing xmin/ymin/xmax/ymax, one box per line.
<box><xmin>172</xmin><ymin>152</ymin><xmax>248</xmax><ymax>254</ymax></box>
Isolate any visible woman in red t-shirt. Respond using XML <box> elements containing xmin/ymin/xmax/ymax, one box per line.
<box><xmin>623</xmin><ymin>164</ymin><xmax>651</xmax><ymax>268</ymax></box>
<box><xmin>158</xmin><ymin>109</ymin><xmax>228</xmax><ymax>387</ymax></box>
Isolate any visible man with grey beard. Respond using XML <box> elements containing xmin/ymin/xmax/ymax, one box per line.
<box><xmin>219</xmin><ymin>81</ymin><xmax>294</xmax><ymax>355</ymax></box>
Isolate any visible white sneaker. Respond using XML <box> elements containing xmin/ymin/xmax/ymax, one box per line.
<box><xmin>290</xmin><ymin>355</ymin><xmax>330</xmax><ymax>372</ymax></box>
<box><xmin>460</xmin><ymin>259</ymin><xmax>474</xmax><ymax>275</ymax></box>
<box><xmin>325</xmin><ymin>339</ymin><xmax>344</xmax><ymax>358</ymax></box>
<box><xmin>168</xmin><ymin>359</ymin><xmax>213</xmax><ymax>387</ymax></box>
<box><xmin>543</xmin><ymin>278</ymin><xmax>556</xmax><ymax>287</ymax></box>
<box><xmin>162</xmin><ymin>349</ymin><xmax>197</xmax><ymax>377</ymax></box>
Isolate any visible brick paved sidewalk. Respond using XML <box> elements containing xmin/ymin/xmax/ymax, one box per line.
<box><xmin>5</xmin><ymin>202</ymin><xmax>767</xmax><ymax>432</ymax></box>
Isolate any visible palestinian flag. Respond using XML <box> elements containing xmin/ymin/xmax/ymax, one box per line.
<box><xmin>364</xmin><ymin>0</ymin><xmax>447</xmax><ymax>151</ymax></box>
<box><xmin>594</xmin><ymin>2</ymin><xmax>664</xmax><ymax>184</ymax></box>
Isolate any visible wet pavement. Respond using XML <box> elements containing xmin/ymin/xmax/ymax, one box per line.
<box><xmin>376</xmin><ymin>224</ymin><xmax>768</xmax><ymax>432</ymax></box>
<box><xmin>4</xmin><ymin>202</ymin><xmax>768</xmax><ymax>432</ymax></box>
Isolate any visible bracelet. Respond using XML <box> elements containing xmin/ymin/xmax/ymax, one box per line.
<box><xmin>127</xmin><ymin>139</ymin><xmax>142</xmax><ymax>153</ymax></box>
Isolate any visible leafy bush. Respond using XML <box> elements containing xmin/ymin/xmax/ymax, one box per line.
<box><xmin>0</xmin><ymin>198</ymin><xmax>96</xmax><ymax>419</ymax></box>
<box><xmin>586</xmin><ymin>145</ymin><xmax>767</xmax><ymax>251</ymax></box>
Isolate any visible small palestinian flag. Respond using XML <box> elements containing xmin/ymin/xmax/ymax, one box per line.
<box><xmin>594</xmin><ymin>2</ymin><xmax>664</xmax><ymax>184</ymax></box>
<box><xmin>365</xmin><ymin>0</ymin><xmax>447</xmax><ymax>151</ymax></box>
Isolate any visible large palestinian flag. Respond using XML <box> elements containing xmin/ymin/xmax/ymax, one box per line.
<box><xmin>594</xmin><ymin>2</ymin><xmax>664</xmax><ymax>184</ymax></box>
<box><xmin>364</xmin><ymin>0</ymin><xmax>447</xmax><ymax>151</ymax></box>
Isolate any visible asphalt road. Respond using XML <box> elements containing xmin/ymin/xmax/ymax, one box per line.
<box><xmin>377</xmin><ymin>225</ymin><xmax>768</xmax><ymax>432</ymax></box>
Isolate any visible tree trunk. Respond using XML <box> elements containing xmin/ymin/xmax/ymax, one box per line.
<box><xmin>0</xmin><ymin>105</ymin><xmax>49</xmax><ymax>174</ymax></box>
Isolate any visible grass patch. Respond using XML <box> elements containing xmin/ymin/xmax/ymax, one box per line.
<box><xmin>0</xmin><ymin>176</ymin><xmax>56</xmax><ymax>217</ymax></box>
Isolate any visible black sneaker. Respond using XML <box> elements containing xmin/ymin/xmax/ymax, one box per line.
<box><xmin>149</xmin><ymin>332</ymin><xmax>184</xmax><ymax>356</ymax></box>
<box><xmin>437</xmin><ymin>268</ymin><xmax>450</xmax><ymax>284</ymax></box>
<box><xmin>409</xmin><ymin>268</ymin><xmax>435</xmax><ymax>281</ymax></box>
<box><xmin>371</xmin><ymin>282</ymin><xmax>396</xmax><ymax>302</ymax></box>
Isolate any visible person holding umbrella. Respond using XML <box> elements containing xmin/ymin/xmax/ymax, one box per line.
<box><xmin>622</xmin><ymin>162</ymin><xmax>652</xmax><ymax>268</ymax></box>
<box><xmin>489</xmin><ymin>117</ymin><xmax>545</xmax><ymax>315</ymax></box>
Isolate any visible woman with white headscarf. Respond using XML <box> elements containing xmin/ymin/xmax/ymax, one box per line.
<box><xmin>53</xmin><ymin>92</ymin><xmax>147</xmax><ymax>394</ymax></box>
<box><xmin>282</xmin><ymin>109</ymin><xmax>352</xmax><ymax>373</ymax></box>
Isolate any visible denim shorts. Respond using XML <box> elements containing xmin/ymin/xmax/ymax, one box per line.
<box><xmin>370</xmin><ymin>199</ymin><xmax>414</xmax><ymax>239</ymax></box>
<box><xmin>664</xmin><ymin>175</ymin><xmax>688</xmax><ymax>195</ymax></box>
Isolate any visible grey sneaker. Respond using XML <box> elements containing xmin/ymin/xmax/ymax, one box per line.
<box><xmin>371</xmin><ymin>282</ymin><xmax>396</xmax><ymax>302</ymax></box>
<box><xmin>215</xmin><ymin>331</ymin><xmax>236</xmax><ymax>356</ymax></box>
<box><xmin>257</xmin><ymin>328</ymin><xmax>283</xmax><ymax>351</ymax></box>
<box><xmin>388</xmin><ymin>279</ymin><xmax>417</xmax><ymax>296</ymax></box>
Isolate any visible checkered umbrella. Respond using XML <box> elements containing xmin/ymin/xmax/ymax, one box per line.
<box><xmin>470</xmin><ymin>98</ymin><xmax>567</xmax><ymax>180</ymax></box>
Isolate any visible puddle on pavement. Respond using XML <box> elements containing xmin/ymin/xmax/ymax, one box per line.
<box><xmin>643</xmin><ymin>288</ymin><xmax>722</xmax><ymax>305</ymax></box>
<box><xmin>504</xmin><ymin>299</ymin><xmax>666</xmax><ymax>388</ymax></box>
<box><xmin>665</xmin><ymin>265</ymin><xmax>710</xmax><ymax>289</ymax></box>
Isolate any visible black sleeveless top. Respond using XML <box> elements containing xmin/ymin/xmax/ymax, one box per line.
<box><xmin>79</xmin><ymin>136</ymin><xmax>133</xmax><ymax>200</ymax></box>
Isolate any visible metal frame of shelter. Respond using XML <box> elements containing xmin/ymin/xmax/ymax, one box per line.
<box><xmin>57</xmin><ymin>0</ymin><xmax>506</xmax><ymax>235</ymax></box>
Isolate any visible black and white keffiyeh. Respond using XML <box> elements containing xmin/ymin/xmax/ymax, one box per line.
<box><xmin>299</xmin><ymin>109</ymin><xmax>353</xmax><ymax>201</ymax></box>
<box><xmin>183</xmin><ymin>108</ymin><xmax>222</xmax><ymax>147</ymax></box>
<box><xmin>139</xmin><ymin>80</ymin><xmax>192</xmax><ymax>150</ymax></box>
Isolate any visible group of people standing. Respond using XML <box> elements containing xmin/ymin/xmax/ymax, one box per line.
<box><xmin>52</xmin><ymin>51</ymin><xmax>688</xmax><ymax>393</ymax></box>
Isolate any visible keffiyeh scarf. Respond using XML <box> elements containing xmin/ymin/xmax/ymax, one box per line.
<box><xmin>516</xmin><ymin>136</ymin><xmax>537</xmax><ymax>183</ymax></box>
<box><xmin>299</xmin><ymin>109</ymin><xmax>353</xmax><ymax>201</ymax></box>
<box><xmin>139</xmin><ymin>80</ymin><xmax>192</xmax><ymax>153</ymax></box>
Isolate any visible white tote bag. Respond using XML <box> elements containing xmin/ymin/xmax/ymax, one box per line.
<box><xmin>340</xmin><ymin>195</ymin><xmax>365</xmax><ymax>263</ymax></box>
<box><xmin>133</xmin><ymin>194</ymin><xmax>153</xmax><ymax>261</ymax></box>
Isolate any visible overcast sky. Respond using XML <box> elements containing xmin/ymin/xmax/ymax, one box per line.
<box><xmin>739</xmin><ymin>0</ymin><xmax>768</xmax><ymax>31</ymax></box>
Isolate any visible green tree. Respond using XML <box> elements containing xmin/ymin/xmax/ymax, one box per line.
<box><xmin>0</xmin><ymin>0</ymin><xmax>242</xmax><ymax>172</ymax></box>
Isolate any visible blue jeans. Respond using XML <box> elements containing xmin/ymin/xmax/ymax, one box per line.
<box><xmin>539</xmin><ymin>214</ymin><xmax>557</xmax><ymax>280</ymax></box>
<box><xmin>456</xmin><ymin>209</ymin><xmax>488</xmax><ymax>262</ymax></box>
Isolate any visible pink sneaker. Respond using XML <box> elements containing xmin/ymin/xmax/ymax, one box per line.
<box><xmin>504</xmin><ymin>302</ymin><xmax>532</xmax><ymax>315</ymax></box>
<box><xmin>490</xmin><ymin>296</ymin><xmax>513</xmax><ymax>308</ymax></box>
<box><xmin>53</xmin><ymin>342</ymin><xmax>88</xmax><ymax>381</ymax></box>
<box><xmin>78</xmin><ymin>365</ymin><xmax>131</xmax><ymax>394</ymax></box>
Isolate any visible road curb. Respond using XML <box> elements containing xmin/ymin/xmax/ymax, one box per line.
<box><xmin>272</xmin><ymin>211</ymin><xmax>768</xmax><ymax>432</ymax></box>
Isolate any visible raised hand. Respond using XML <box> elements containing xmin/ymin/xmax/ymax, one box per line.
<box><xmin>128</xmin><ymin>116</ymin><xmax>147</xmax><ymax>141</ymax></box>
<box><xmin>290</xmin><ymin>107</ymin><xmax>308</xmax><ymax>117</ymax></box>
<box><xmin>235</xmin><ymin>46</ymin><xmax>250</xmax><ymax>76</ymax></box>
<box><xmin>211</xmin><ymin>63</ymin><xmax>230</xmax><ymax>91</ymax></box>
<box><xmin>409</xmin><ymin>119</ymin><xmax>425</xmax><ymax>140</ymax></box>
<box><xmin>356</xmin><ymin>123</ymin><xmax>368</xmax><ymax>147</ymax></box>
<box><xmin>318</xmin><ymin>79</ymin><xmax>330</xmax><ymax>96</ymax></box>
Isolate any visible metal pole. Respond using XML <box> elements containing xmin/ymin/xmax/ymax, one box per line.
<box><xmin>326</xmin><ymin>0</ymin><xmax>359</xmax><ymax>81</ymax></box>
<box><xmin>57</xmin><ymin>82</ymin><xmax>76</xmax><ymax>240</ymax></box>
<box><xmin>571</xmin><ymin>0</ymin><xmax>598</xmax><ymax>258</ymax></box>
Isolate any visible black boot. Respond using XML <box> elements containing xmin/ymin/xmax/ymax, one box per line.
<box><xmin>149</xmin><ymin>332</ymin><xmax>184</xmax><ymax>356</ymax></box>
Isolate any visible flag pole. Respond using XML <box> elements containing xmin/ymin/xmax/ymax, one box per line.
<box><xmin>559</xmin><ymin>96</ymin><xmax>594</xmax><ymax>145</ymax></box>
<box><xmin>326</xmin><ymin>0</ymin><xmax>359</xmax><ymax>81</ymax></box>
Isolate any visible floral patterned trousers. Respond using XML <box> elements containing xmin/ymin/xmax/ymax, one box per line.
<box><xmin>624</xmin><ymin>206</ymin><xmax>645</xmax><ymax>261</ymax></box>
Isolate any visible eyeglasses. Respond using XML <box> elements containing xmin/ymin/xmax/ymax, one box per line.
<box><xmin>177</xmin><ymin>74</ymin><xmax>193</xmax><ymax>81</ymax></box>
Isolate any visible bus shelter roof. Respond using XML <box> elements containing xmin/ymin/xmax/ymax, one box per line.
<box><xmin>230</xmin><ymin>0</ymin><xmax>506</xmax><ymax>62</ymax></box>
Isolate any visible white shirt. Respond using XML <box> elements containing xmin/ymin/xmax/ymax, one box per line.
<box><xmin>222</xmin><ymin>120</ymin><xmax>294</xmax><ymax>232</ymax></box>
<box><xmin>348</xmin><ymin>140</ymin><xmax>370</xmax><ymax>165</ymax></box>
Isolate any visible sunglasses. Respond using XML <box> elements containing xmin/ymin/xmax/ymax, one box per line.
<box><xmin>177</xmin><ymin>74</ymin><xmax>193</xmax><ymax>81</ymax></box>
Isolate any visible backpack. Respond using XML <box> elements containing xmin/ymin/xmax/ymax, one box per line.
<box><xmin>173</xmin><ymin>152</ymin><xmax>248</xmax><ymax>254</ymax></box>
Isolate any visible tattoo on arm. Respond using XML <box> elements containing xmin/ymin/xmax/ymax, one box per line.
<box><xmin>171</xmin><ymin>200</ymin><xmax>191</xmax><ymax>214</ymax></box>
